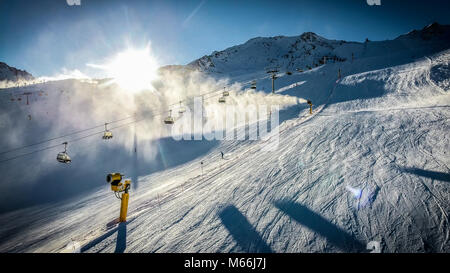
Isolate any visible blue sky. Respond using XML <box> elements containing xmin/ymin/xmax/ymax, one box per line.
<box><xmin>0</xmin><ymin>0</ymin><xmax>449</xmax><ymax>77</ymax></box>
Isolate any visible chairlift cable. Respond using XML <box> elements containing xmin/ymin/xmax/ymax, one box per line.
<box><xmin>0</xmin><ymin>115</ymin><xmax>136</xmax><ymax>156</ymax></box>
<box><xmin>1</xmin><ymin>107</ymin><xmax>177</xmax><ymax>164</ymax></box>
<box><xmin>0</xmin><ymin>81</ymin><xmax>243</xmax><ymax>161</ymax></box>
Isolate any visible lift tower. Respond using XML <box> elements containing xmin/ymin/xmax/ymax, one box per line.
<box><xmin>266</xmin><ymin>68</ymin><xmax>279</xmax><ymax>94</ymax></box>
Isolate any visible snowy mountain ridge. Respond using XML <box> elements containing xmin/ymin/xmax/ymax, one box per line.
<box><xmin>396</xmin><ymin>22</ymin><xmax>450</xmax><ymax>41</ymax></box>
<box><xmin>188</xmin><ymin>22</ymin><xmax>450</xmax><ymax>77</ymax></box>
<box><xmin>188</xmin><ymin>31</ymin><xmax>348</xmax><ymax>75</ymax></box>
<box><xmin>0</xmin><ymin>62</ymin><xmax>34</xmax><ymax>82</ymax></box>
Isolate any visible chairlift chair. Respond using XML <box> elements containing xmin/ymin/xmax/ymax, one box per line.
<box><xmin>164</xmin><ymin>110</ymin><xmax>175</xmax><ymax>124</ymax></box>
<box><xmin>102</xmin><ymin>123</ymin><xmax>113</xmax><ymax>140</ymax></box>
<box><xmin>178</xmin><ymin>101</ymin><xmax>186</xmax><ymax>114</ymax></box>
<box><xmin>218</xmin><ymin>96</ymin><xmax>226</xmax><ymax>103</ymax></box>
<box><xmin>57</xmin><ymin>142</ymin><xmax>71</xmax><ymax>163</ymax></box>
<box><xmin>222</xmin><ymin>87</ymin><xmax>229</xmax><ymax>97</ymax></box>
<box><xmin>57</xmin><ymin>152</ymin><xmax>71</xmax><ymax>163</ymax></box>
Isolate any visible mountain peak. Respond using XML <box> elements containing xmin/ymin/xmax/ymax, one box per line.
<box><xmin>300</xmin><ymin>32</ymin><xmax>320</xmax><ymax>41</ymax></box>
<box><xmin>424</xmin><ymin>22</ymin><xmax>441</xmax><ymax>30</ymax></box>
<box><xmin>421</xmin><ymin>22</ymin><xmax>447</xmax><ymax>36</ymax></box>
<box><xmin>396</xmin><ymin>22</ymin><xmax>450</xmax><ymax>40</ymax></box>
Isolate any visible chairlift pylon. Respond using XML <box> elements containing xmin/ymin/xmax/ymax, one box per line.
<box><xmin>57</xmin><ymin>141</ymin><xmax>71</xmax><ymax>163</ymax></box>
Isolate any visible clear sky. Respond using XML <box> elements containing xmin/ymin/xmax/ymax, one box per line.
<box><xmin>1</xmin><ymin>0</ymin><xmax>449</xmax><ymax>77</ymax></box>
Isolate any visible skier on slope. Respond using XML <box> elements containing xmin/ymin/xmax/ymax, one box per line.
<box><xmin>221</xmin><ymin>151</ymin><xmax>224</xmax><ymax>159</ymax></box>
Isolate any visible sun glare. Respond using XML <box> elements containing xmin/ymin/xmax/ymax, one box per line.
<box><xmin>91</xmin><ymin>46</ymin><xmax>159</xmax><ymax>92</ymax></box>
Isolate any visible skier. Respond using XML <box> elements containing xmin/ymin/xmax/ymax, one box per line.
<box><xmin>220</xmin><ymin>151</ymin><xmax>224</xmax><ymax>159</ymax></box>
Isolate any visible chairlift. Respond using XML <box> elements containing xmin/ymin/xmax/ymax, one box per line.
<box><xmin>57</xmin><ymin>142</ymin><xmax>72</xmax><ymax>163</ymax></box>
<box><xmin>164</xmin><ymin>110</ymin><xmax>175</xmax><ymax>124</ymax></box>
<box><xmin>218</xmin><ymin>96</ymin><xmax>226</xmax><ymax>103</ymax></box>
<box><xmin>102</xmin><ymin>123</ymin><xmax>113</xmax><ymax>140</ymax></box>
<box><xmin>222</xmin><ymin>87</ymin><xmax>229</xmax><ymax>97</ymax></box>
<box><xmin>251</xmin><ymin>80</ymin><xmax>257</xmax><ymax>89</ymax></box>
<box><xmin>178</xmin><ymin>101</ymin><xmax>186</xmax><ymax>114</ymax></box>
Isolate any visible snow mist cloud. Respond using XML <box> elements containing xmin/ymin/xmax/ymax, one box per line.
<box><xmin>0</xmin><ymin>67</ymin><xmax>301</xmax><ymax>193</ymax></box>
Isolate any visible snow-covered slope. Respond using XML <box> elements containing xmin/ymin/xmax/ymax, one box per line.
<box><xmin>0</xmin><ymin>24</ymin><xmax>449</xmax><ymax>253</ymax></box>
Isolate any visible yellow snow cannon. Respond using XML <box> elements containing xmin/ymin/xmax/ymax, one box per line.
<box><xmin>106</xmin><ymin>173</ymin><xmax>131</xmax><ymax>222</ymax></box>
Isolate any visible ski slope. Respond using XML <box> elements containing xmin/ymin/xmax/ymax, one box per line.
<box><xmin>0</xmin><ymin>25</ymin><xmax>449</xmax><ymax>253</ymax></box>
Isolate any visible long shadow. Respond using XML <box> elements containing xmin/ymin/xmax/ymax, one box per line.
<box><xmin>80</xmin><ymin>226</ymin><xmax>118</xmax><ymax>253</ymax></box>
<box><xmin>218</xmin><ymin>205</ymin><xmax>272</xmax><ymax>253</ymax></box>
<box><xmin>274</xmin><ymin>200</ymin><xmax>366</xmax><ymax>252</ymax></box>
<box><xmin>114</xmin><ymin>222</ymin><xmax>127</xmax><ymax>253</ymax></box>
<box><xmin>400</xmin><ymin>167</ymin><xmax>450</xmax><ymax>182</ymax></box>
<box><xmin>132</xmin><ymin>127</ymin><xmax>139</xmax><ymax>191</ymax></box>
<box><xmin>80</xmin><ymin>222</ymin><xmax>127</xmax><ymax>253</ymax></box>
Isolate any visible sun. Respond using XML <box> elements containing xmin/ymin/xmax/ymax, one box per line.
<box><xmin>89</xmin><ymin>45</ymin><xmax>159</xmax><ymax>92</ymax></box>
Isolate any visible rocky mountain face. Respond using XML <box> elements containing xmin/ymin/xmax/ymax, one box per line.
<box><xmin>0</xmin><ymin>62</ymin><xmax>34</xmax><ymax>82</ymax></box>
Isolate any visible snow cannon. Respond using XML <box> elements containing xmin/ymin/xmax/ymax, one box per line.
<box><xmin>106</xmin><ymin>173</ymin><xmax>131</xmax><ymax>222</ymax></box>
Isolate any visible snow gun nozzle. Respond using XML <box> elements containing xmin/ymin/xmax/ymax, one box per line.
<box><xmin>106</xmin><ymin>173</ymin><xmax>123</xmax><ymax>185</ymax></box>
<box><xmin>106</xmin><ymin>173</ymin><xmax>130</xmax><ymax>193</ymax></box>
